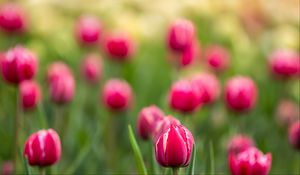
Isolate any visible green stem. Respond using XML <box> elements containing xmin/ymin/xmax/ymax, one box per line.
<box><xmin>13</xmin><ymin>87</ymin><xmax>21</xmax><ymax>173</ymax></box>
<box><xmin>172</xmin><ymin>167</ymin><xmax>179</xmax><ymax>175</ymax></box>
<box><xmin>209</xmin><ymin>141</ymin><xmax>215</xmax><ymax>175</ymax></box>
<box><xmin>39</xmin><ymin>167</ymin><xmax>45</xmax><ymax>175</ymax></box>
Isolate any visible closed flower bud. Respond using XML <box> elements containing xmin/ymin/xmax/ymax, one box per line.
<box><xmin>227</xmin><ymin>135</ymin><xmax>255</xmax><ymax>154</ymax></box>
<box><xmin>81</xmin><ymin>54</ymin><xmax>102</xmax><ymax>84</ymax></box>
<box><xmin>276</xmin><ymin>99</ymin><xmax>299</xmax><ymax>126</ymax></box>
<box><xmin>179</xmin><ymin>41</ymin><xmax>200</xmax><ymax>67</ymax></box>
<box><xmin>229</xmin><ymin>147</ymin><xmax>272</xmax><ymax>175</ymax></box>
<box><xmin>1</xmin><ymin>161</ymin><xmax>13</xmax><ymax>175</ymax></box>
<box><xmin>225</xmin><ymin>76</ymin><xmax>257</xmax><ymax>112</ymax></box>
<box><xmin>137</xmin><ymin>105</ymin><xmax>164</xmax><ymax>140</ymax></box>
<box><xmin>19</xmin><ymin>80</ymin><xmax>41</xmax><ymax>110</ymax></box>
<box><xmin>155</xmin><ymin>124</ymin><xmax>194</xmax><ymax>167</ymax></box>
<box><xmin>205</xmin><ymin>45</ymin><xmax>230</xmax><ymax>71</ymax></box>
<box><xmin>24</xmin><ymin>129</ymin><xmax>61</xmax><ymax>167</ymax></box>
<box><xmin>0</xmin><ymin>46</ymin><xmax>38</xmax><ymax>85</ymax></box>
<box><xmin>0</xmin><ymin>3</ymin><xmax>26</xmax><ymax>33</ymax></box>
<box><xmin>75</xmin><ymin>15</ymin><xmax>102</xmax><ymax>45</ymax></box>
<box><xmin>102</xmin><ymin>79</ymin><xmax>132</xmax><ymax>111</ymax></box>
<box><xmin>152</xmin><ymin>115</ymin><xmax>181</xmax><ymax>143</ymax></box>
<box><xmin>289</xmin><ymin>121</ymin><xmax>300</xmax><ymax>150</ymax></box>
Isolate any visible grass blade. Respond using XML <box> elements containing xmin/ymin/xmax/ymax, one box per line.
<box><xmin>186</xmin><ymin>144</ymin><xmax>196</xmax><ymax>175</ymax></box>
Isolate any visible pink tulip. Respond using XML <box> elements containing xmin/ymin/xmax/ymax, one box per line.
<box><xmin>155</xmin><ymin>124</ymin><xmax>194</xmax><ymax>167</ymax></box>
<box><xmin>24</xmin><ymin>129</ymin><xmax>61</xmax><ymax>167</ymax></box>
<box><xmin>205</xmin><ymin>45</ymin><xmax>230</xmax><ymax>71</ymax></box>
<box><xmin>225</xmin><ymin>76</ymin><xmax>257</xmax><ymax>112</ymax></box>
<box><xmin>152</xmin><ymin>115</ymin><xmax>181</xmax><ymax>143</ymax></box>
<box><xmin>0</xmin><ymin>3</ymin><xmax>26</xmax><ymax>33</ymax></box>
<box><xmin>75</xmin><ymin>15</ymin><xmax>102</xmax><ymax>45</ymax></box>
<box><xmin>0</xmin><ymin>46</ymin><xmax>38</xmax><ymax>85</ymax></box>
<box><xmin>1</xmin><ymin>161</ymin><xmax>13</xmax><ymax>175</ymax></box>
<box><xmin>289</xmin><ymin>121</ymin><xmax>300</xmax><ymax>150</ymax></box>
<box><xmin>227</xmin><ymin>135</ymin><xmax>255</xmax><ymax>154</ymax></box>
<box><xmin>229</xmin><ymin>147</ymin><xmax>272</xmax><ymax>175</ymax></box>
<box><xmin>276</xmin><ymin>100</ymin><xmax>299</xmax><ymax>126</ymax></box>
<box><xmin>19</xmin><ymin>80</ymin><xmax>41</xmax><ymax>110</ymax></box>
<box><xmin>81</xmin><ymin>54</ymin><xmax>102</xmax><ymax>84</ymax></box>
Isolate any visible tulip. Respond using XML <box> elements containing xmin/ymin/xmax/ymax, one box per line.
<box><xmin>168</xmin><ymin>80</ymin><xmax>201</xmax><ymax>113</ymax></box>
<box><xmin>81</xmin><ymin>54</ymin><xmax>102</xmax><ymax>84</ymax></box>
<box><xmin>1</xmin><ymin>161</ymin><xmax>13</xmax><ymax>175</ymax></box>
<box><xmin>268</xmin><ymin>49</ymin><xmax>300</xmax><ymax>78</ymax></box>
<box><xmin>102</xmin><ymin>79</ymin><xmax>132</xmax><ymax>111</ymax></box>
<box><xmin>227</xmin><ymin>135</ymin><xmax>255</xmax><ymax>154</ymax></box>
<box><xmin>289</xmin><ymin>121</ymin><xmax>300</xmax><ymax>150</ymax></box>
<box><xmin>19</xmin><ymin>80</ymin><xmax>41</xmax><ymax>110</ymax></box>
<box><xmin>229</xmin><ymin>147</ymin><xmax>272</xmax><ymax>175</ymax></box>
<box><xmin>75</xmin><ymin>15</ymin><xmax>102</xmax><ymax>45</ymax></box>
<box><xmin>167</xmin><ymin>19</ymin><xmax>195</xmax><ymax>52</ymax></box>
<box><xmin>0</xmin><ymin>3</ymin><xmax>26</xmax><ymax>33</ymax></box>
<box><xmin>205</xmin><ymin>45</ymin><xmax>230</xmax><ymax>71</ymax></box>
<box><xmin>137</xmin><ymin>105</ymin><xmax>164</xmax><ymax>140</ymax></box>
<box><xmin>191</xmin><ymin>72</ymin><xmax>220</xmax><ymax>104</ymax></box>
<box><xmin>155</xmin><ymin>124</ymin><xmax>194</xmax><ymax>167</ymax></box>
<box><xmin>276</xmin><ymin>99</ymin><xmax>299</xmax><ymax>126</ymax></box>
<box><xmin>225</xmin><ymin>76</ymin><xmax>257</xmax><ymax>112</ymax></box>
<box><xmin>0</xmin><ymin>46</ymin><xmax>38</xmax><ymax>85</ymax></box>
<box><xmin>24</xmin><ymin>129</ymin><xmax>61</xmax><ymax>167</ymax></box>
<box><xmin>152</xmin><ymin>115</ymin><xmax>181</xmax><ymax>143</ymax></box>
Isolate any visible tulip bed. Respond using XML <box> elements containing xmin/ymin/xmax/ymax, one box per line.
<box><xmin>0</xmin><ymin>1</ymin><xmax>299</xmax><ymax>175</ymax></box>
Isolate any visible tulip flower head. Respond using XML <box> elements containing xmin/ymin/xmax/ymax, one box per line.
<box><xmin>81</xmin><ymin>54</ymin><xmax>102</xmax><ymax>84</ymax></box>
<box><xmin>227</xmin><ymin>135</ymin><xmax>255</xmax><ymax>154</ymax></box>
<box><xmin>1</xmin><ymin>161</ymin><xmax>13</xmax><ymax>175</ymax></box>
<box><xmin>19</xmin><ymin>80</ymin><xmax>41</xmax><ymax>110</ymax></box>
<box><xmin>75</xmin><ymin>15</ymin><xmax>102</xmax><ymax>45</ymax></box>
<box><xmin>0</xmin><ymin>3</ymin><xmax>26</xmax><ymax>33</ymax></box>
<box><xmin>289</xmin><ymin>121</ymin><xmax>300</xmax><ymax>150</ymax></box>
<box><xmin>276</xmin><ymin>99</ymin><xmax>299</xmax><ymax>126</ymax></box>
<box><xmin>205</xmin><ymin>45</ymin><xmax>230</xmax><ymax>71</ymax></box>
<box><xmin>152</xmin><ymin>115</ymin><xmax>181</xmax><ymax>143</ymax></box>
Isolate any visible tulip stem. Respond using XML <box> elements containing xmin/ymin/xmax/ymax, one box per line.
<box><xmin>13</xmin><ymin>87</ymin><xmax>21</xmax><ymax>173</ymax></box>
<box><xmin>39</xmin><ymin>168</ymin><xmax>45</xmax><ymax>175</ymax></box>
<box><xmin>209</xmin><ymin>141</ymin><xmax>215</xmax><ymax>175</ymax></box>
<box><xmin>172</xmin><ymin>167</ymin><xmax>179</xmax><ymax>175</ymax></box>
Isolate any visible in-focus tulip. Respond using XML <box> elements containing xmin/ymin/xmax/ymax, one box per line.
<box><xmin>191</xmin><ymin>72</ymin><xmax>220</xmax><ymax>104</ymax></box>
<box><xmin>137</xmin><ymin>105</ymin><xmax>164</xmax><ymax>140</ymax></box>
<box><xmin>47</xmin><ymin>62</ymin><xmax>75</xmax><ymax>104</ymax></box>
<box><xmin>102</xmin><ymin>79</ymin><xmax>132</xmax><ymax>111</ymax></box>
<box><xmin>75</xmin><ymin>15</ymin><xmax>102</xmax><ymax>45</ymax></box>
<box><xmin>167</xmin><ymin>19</ymin><xmax>195</xmax><ymax>52</ymax></box>
<box><xmin>0</xmin><ymin>3</ymin><xmax>26</xmax><ymax>33</ymax></box>
<box><xmin>0</xmin><ymin>46</ymin><xmax>38</xmax><ymax>85</ymax></box>
<box><xmin>205</xmin><ymin>45</ymin><xmax>230</xmax><ymax>71</ymax></box>
<box><xmin>268</xmin><ymin>49</ymin><xmax>300</xmax><ymax>78</ymax></box>
<box><xmin>168</xmin><ymin>80</ymin><xmax>201</xmax><ymax>113</ymax></box>
<box><xmin>227</xmin><ymin>135</ymin><xmax>255</xmax><ymax>154</ymax></box>
<box><xmin>229</xmin><ymin>147</ymin><xmax>272</xmax><ymax>175</ymax></box>
<box><xmin>1</xmin><ymin>161</ymin><xmax>13</xmax><ymax>175</ymax></box>
<box><xmin>24</xmin><ymin>129</ymin><xmax>61</xmax><ymax>167</ymax></box>
<box><xmin>276</xmin><ymin>99</ymin><xmax>299</xmax><ymax>126</ymax></box>
<box><xmin>19</xmin><ymin>80</ymin><xmax>41</xmax><ymax>110</ymax></box>
<box><xmin>155</xmin><ymin>124</ymin><xmax>194</xmax><ymax>167</ymax></box>
<box><xmin>152</xmin><ymin>115</ymin><xmax>181</xmax><ymax>143</ymax></box>
<box><xmin>81</xmin><ymin>54</ymin><xmax>102</xmax><ymax>84</ymax></box>
<box><xmin>225</xmin><ymin>76</ymin><xmax>257</xmax><ymax>112</ymax></box>
<box><xmin>288</xmin><ymin>121</ymin><xmax>300</xmax><ymax>150</ymax></box>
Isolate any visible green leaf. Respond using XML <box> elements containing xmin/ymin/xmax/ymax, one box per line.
<box><xmin>148</xmin><ymin>141</ymin><xmax>158</xmax><ymax>175</ymax></box>
<box><xmin>186</xmin><ymin>144</ymin><xmax>196</xmax><ymax>175</ymax></box>
<box><xmin>128</xmin><ymin>125</ymin><xmax>148</xmax><ymax>175</ymax></box>
<box><xmin>23</xmin><ymin>156</ymin><xmax>32</xmax><ymax>175</ymax></box>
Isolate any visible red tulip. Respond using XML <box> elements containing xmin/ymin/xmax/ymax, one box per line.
<box><xmin>168</xmin><ymin>80</ymin><xmax>201</xmax><ymax>113</ymax></box>
<box><xmin>0</xmin><ymin>3</ymin><xmax>26</xmax><ymax>33</ymax></box>
<box><xmin>229</xmin><ymin>147</ymin><xmax>272</xmax><ymax>175</ymax></box>
<box><xmin>205</xmin><ymin>45</ymin><xmax>230</xmax><ymax>71</ymax></box>
<box><xmin>152</xmin><ymin>115</ymin><xmax>181</xmax><ymax>143</ymax></box>
<box><xmin>167</xmin><ymin>19</ymin><xmax>195</xmax><ymax>52</ymax></box>
<box><xmin>289</xmin><ymin>121</ymin><xmax>300</xmax><ymax>150</ymax></box>
<box><xmin>24</xmin><ymin>129</ymin><xmax>61</xmax><ymax>167</ymax></box>
<box><xmin>0</xmin><ymin>46</ymin><xmax>38</xmax><ymax>85</ymax></box>
<box><xmin>225</xmin><ymin>76</ymin><xmax>257</xmax><ymax>112</ymax></box>
<box><xmin>227</xmin><ymin>135</ymin><xmax>255</xmax><ymax>154</ymax></box>
<box><xmin>191</xmin><ymin>72</ymin><xmax>220</xmax><ymax>104</ymax></box>
<box><xmin>81</xmin><ymin>54</ymin><xmax>102</xmax><ymax>84</ymax></box>
<box><xmin>137</xmin><ymin>105</ymin><xmax>164</xmax><ymax>140</ymax></box>
<box><xmin>102</xmin><ymin>79</ymin><xmax>132</xmax><ymax>111</ymax></box>
<box><xmin>276</xmin><ymin>99</ymin><xmax>299</xmax><ymax>126</ymax></box>
<box><xmin>1</xmin><ymin>161</ymin><xmax>13</xmax><ymax>175</ymax></box>
<box><xmin>75</xmin><ymin>15</ymin><xmax>102</xmax><ymax>45</ymax></box>
<box><xmin>268</xmin><ymin>49</ymin><xmax>300</xmax><ymax>78</ymax></box>
<box><xmin>155</xmin><ymin>124</ymin><xmax>194</xmax><ymax>167</ymax></box>
<box><xmin>19</xmin><ymin>80</ymin><xmax>41</xmax><ymax>110</ymax></box>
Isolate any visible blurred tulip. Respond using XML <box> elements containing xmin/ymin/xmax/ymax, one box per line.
<box><xmin>155</xmin><ymin>124</ymin><xmax>194</xmax><ymax>167</ymax></box>
<box><xmin>75</xmin><ymin>15</ymin><xmax>102</xmax><ymax>45</ymax></box>
<box><xmin>229</xmin><ymin>147</ymin><xmax>272</xmax><ymax>175</ymax></box>
<box><xmin>276</xmin><ymin>99</ymin><xmax>299</xmax><ymax>126</ymax></box>
<box><xmin>137</xmin><ymin>105</ymin><xmax>164</xmax><ymax>140</ymax></box>
<box><xmin>19</xmin><ymin>80</ymin><xmax>41</xmax><ymax>110</ymax></box>
<box><xmin>268</xmin><ymin>49</ymin><xmax>300</xmax><ymax>78</ymax></box>
<box><xmin>225</xmin><ymin>76</ymin><xmax>257</xmax><ymax>112</ymax></box>
<box><xmin>102</xmin><ymin>79</ymin><xmax>132</xmax><ymax>111</ymax></box>
<box><xmin>24</xmin><ymin>129</ymin><xmax>61</xmax><ymax>167</ymax></box>
<box><xmin>168</xmin><ymin>79</ymin><xmax>201</xmax><ymax>113</ymax></box>
<box><xmin>191</xmin><ymin>72</ymin><xmax>220</xmax><ymax>104</ymax></box>
<box><xmin>289</xmin><ymin>121</ymin><xmax>300</xmax><ymax>150</ymax></box>
<box><xmin>205</xmin><ymin>45</ymin><xmax>230</xmax><ymax>71</ymax></box>
<box><xmin>227</xmin><ymin>135</ymin><xmax>255</xmax><ymax>154</ymax></box>
<box><xmin>0</xmin><ymin>3</ymin><xmax>26</xmax><ymax>33</ymax></box>
<box><xmin>152</xmin><ymin>115</ymin><xmax>181</xmax><ymax>143</ymax></box>
<box><xmin>81</xmin><ymin>54</ymin><xmax>102</xmax><ymax>84</ymax></box>
<box><xmin>0</xmin><ymin>46</ymin><xmax>38</xmax><ymax>85</ymax></box>
<box><xmin>47</xmin><ymin>62</ymin><xmax>75</xmax><ymax>104</ymax></box>
<box><xmin>1</xmin><ymin>161</ymin><xmax>13</xmax><ymax>175</ymax></box>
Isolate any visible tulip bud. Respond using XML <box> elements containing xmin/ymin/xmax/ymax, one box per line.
<box><xmin>0</xmin><ymin>46</ymin><xmax>38</xmax><ymax>85</ymax></box>
<box><xmin>24</xmin><ymin>129</ymin><xmax>61</xmax><ymax>167</ymax></box>
<box><xmin>168</xmin><ymin>80</ymin><xmax>201</xmax><ymax>113</ymax></box>
<box><xmin>276</xmin><ymin>99</ymin><xmax>299</xmax><ymax>126</ymax></box>
<box><xmin>205</xmin><ymin>45</ymin><xmax>230</xmax><ymax>71</ymax></box>
<box><xmin>268</xmin><ymin>49</ymin><xmax>300</xmax><ymax>78</ymax></box>
<box><xmin>47</xmin><ymin>62</ymin><xmax>75</xmax><ymax>104</ymax></box>
<box><xmin>229</xmin><ymin>147</ymin><xmax>272</xmax><ymax>175</ymax></box>
<box><xmin>75</xmin><ymin>15</ymin><xmax>102</xmax><ymax>45</ymax></box>
<box><xmin>167</xmin><ymin>19</ymin><xmax>195</xmax><ymax>52</ymax></box>
<box><xmin>227</xmin><ymin>135</ymin><xmax>255</xmax><ymax>154</ymax></box>
<box><xmin>225</xmin><ymin>76</ymin><xmax>257</xmax><ymax>112</ymax></box>
<box><xmin>0</xmin><ymin>3</ymin><xmax>26</xmax><ymax>33</ymax></box>
<box><xmin>191</xmin><ymin>72</ymin><xmax>220</xmax><ymax>104</ymax></box>
<box><xmin>155</xmin><ymin>124</ymin><xmax>194</xmax><ymax>167</ymax></box>
<box><xmin>1</xmin><ymin>161</ymin><xmax>13</xmax><ymax>175</ymax></box>
<box><xmin>102</xmin><ymin>79</ymin><xmax>132</xmax><ymax>111</ymax></box>
<box><xmin>19</xmin><ymin>80</ymin><xmax>41</xmax><ymax>110</ymax></box>
<box><xmin>137</xmin><ymin>105</ymin><xmax>164</xmax><ymax>140</ymax></box>
<box><xmin>152</xmin><ymin>115</ymin><xmax>181</xmax><ymax>143</ymax></box>
<box><xmin>81</xmin><ymin>54</ymin><xmax>102</xmax><ymax>84</ymax></box>
<box><xmin>289</xmin><ymin>121</ymin><xmax>300</xmax><ymax>150</ymax></box>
